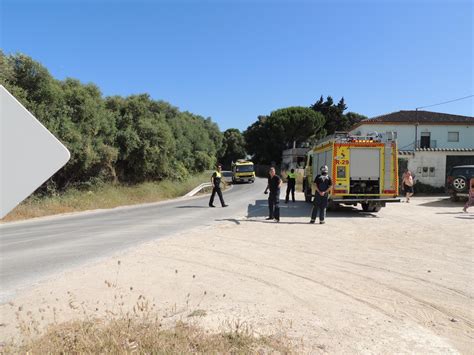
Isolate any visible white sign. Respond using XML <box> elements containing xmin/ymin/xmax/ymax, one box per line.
<box><xmin>0</xmin><ymin>85</ymin><xmax>70</xmax><ymax>218</ymax></box>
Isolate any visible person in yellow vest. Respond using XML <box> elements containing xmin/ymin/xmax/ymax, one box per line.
<box><xmin>209</xmin><ymin>164</ymin><xmax>228</xmax><ymax>208</ymax></box>
<box><xmin>285</xmin><ymin>168</ymin><xmax>297</xmax><ymax>203</ymax></box>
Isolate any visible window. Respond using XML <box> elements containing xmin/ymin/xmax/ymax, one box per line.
<box><xmin>448</xmin><ymin>132</ymin><xmax>459</xmax><ymax>142</ymax></box>
<box><xmin>420</xmin><ymin>132</ymin><xmax>431</xmax><ymax>148</ymax></box>
<box><xmin>422</xmin><ymin>167</ymin><xmax>428</xmax><ymax>177</ymax></box>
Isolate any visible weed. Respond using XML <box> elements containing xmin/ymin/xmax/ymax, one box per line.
<box><xmin>2</xmin><ymin>173</ymin><xmax>210</xmax><ymax>222</ymax></box>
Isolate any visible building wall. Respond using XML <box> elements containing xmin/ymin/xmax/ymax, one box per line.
<box><xmin>281</xmin><ymin>148</ymin><xmax>309</xmax><ymax>170</ymax></box>
<box><xmin>400</xmin><ymin>151</ymin><xmax>474</xmax><ymax>187</ymax></box>
<box><xmin>351</xmin><ymin>124</ymin><xmax>474</xmax><ymax>150</ymax></box>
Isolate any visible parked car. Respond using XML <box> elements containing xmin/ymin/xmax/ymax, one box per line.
<box><xmin>446</xmin><ymin>165</ymin><xmax>474</xmax><ymax>201</ymax></box>
<box><xmin>221</xmin><ymin>171</ymin><xmax>233</xmax><ymax>184</ymax></box>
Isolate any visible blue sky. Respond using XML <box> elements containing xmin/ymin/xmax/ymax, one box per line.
<box><xmin>1</xmin><ymin>0</ymin><xmax>473</xmax><ymax>131</ymax></box>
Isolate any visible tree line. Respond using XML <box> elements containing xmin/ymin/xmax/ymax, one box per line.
<box><xmin>1</xmin><ymin>52</ymin><xmax>227</xmax><ymax>192</ymax></box>
<box><xmin>1</xmin><ymin>52</ymin><xmax>368</xmax><ymax>194</ymax></box>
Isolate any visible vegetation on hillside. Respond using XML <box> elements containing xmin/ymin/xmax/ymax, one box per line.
<box><xmin>0</xmin><ymin>52</ymin><xmax>223</xmax><ymax>192</ymax></box>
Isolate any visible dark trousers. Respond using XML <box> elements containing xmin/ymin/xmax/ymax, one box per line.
<box><xmin>311</xmin><ymin>194</ymin><xmax>328</xmax><ymax>221</ymax></box>
<box><xmin>268</xmin><ymin>193</ymin><xmax>280</xmax><ymax>220</ymax></box>
<box><xmin>285</xmin><ymin>184</ymin><xmax>295</xmax><ymax>202</ymax></box>
<box><xmin>209</xmin><ymin>186</ymin><xmax>225</xmax><ymax>206</ymax></box>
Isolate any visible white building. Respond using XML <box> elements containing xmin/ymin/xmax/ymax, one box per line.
<box><xmin>350</xmin><ymin>110</ymin><xmax>474</xmax><ymax>188</ymax></box>
<box><xmin>281</xmin><ymin>147</ymin><xmax>310</xmax><ymax>171</ymax></box>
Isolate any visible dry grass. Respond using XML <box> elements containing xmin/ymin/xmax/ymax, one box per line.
<box><xmin>2</xmin><ymin>259</ymin><xmax>293</xmax><ymax>353</ymax></box>
<box><xmin>3</xmin><ymin>318</ymin><xmax>291</xmax><ymax>354</ymax></box>
<box><xmin>1</xmin><ymin>173</ymin><xmax>211</xmax><ymax>223</ymax></box>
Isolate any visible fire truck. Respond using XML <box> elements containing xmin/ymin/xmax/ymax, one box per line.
<box><xmin>303</xmin><ymin>132</ymin><xmax>400</xmax><ymax>212</ymax></box>
<box><xmin>231</xmin><ymin>159</ymin><xmax>255</xmax><ymax>183</ymax></box>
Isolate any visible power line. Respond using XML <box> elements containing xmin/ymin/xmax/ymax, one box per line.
<box><xmin>416</xmin><ymin>95</ymin><xmax>474</xmax><ymax>110</ymax></box>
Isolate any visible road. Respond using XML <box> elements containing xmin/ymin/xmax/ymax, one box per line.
<box><xmin>0</xmin><ymin>178</ymin><xmax>269</xmax><ymax>303</ymax></box>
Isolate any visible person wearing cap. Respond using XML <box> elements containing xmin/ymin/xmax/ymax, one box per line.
<box><xmin>285</xmin><ymin>168</ymin><xmax>297</xmax><ymax>203</ymax></box>
<box><xmin>264</xmin><ymin>167</ymin><xmax>282</xmax><ymax>222</ymax></box>
<box><xmin>209</xmin><ymin>164</ymin><xmax>228</xmax><ymax>208</ymax></box>
<box><xmin>310</xmin><ymin>165</ymin><xmax>332</xmax><ymax>224</ymax></box>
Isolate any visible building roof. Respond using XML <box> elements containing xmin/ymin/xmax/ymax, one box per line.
<box><xmin>398</xmin><ymin>148</ymin><xmax>474</xmax><ymax>155</ymax></box>
<box><xmin>352</xmin><ymin>110</ymin><xmax>474</xmax><ymax>130</ymax></box>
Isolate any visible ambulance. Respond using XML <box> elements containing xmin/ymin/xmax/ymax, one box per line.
<box><xmin>303</xmin><ymin>132</ymin><xmax>400</xmax><ymax>212</ymax></box>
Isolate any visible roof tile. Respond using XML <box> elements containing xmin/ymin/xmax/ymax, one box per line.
<box><xmin>361</xmin><ymin>110</ymin><xmax>474</xmax><ymax>125</ymax></box>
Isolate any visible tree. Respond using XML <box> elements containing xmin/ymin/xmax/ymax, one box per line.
<box><xmin>0</xmin><ymin>52</ymin><xmax>225</xmax><ymax>192</ymax></box>
<box><xmin>310</xmin><ymin>96</ymin><xmax>367</xmax><ymax>134</ymax></box>
<box><xmin>244</xmin><ymin>107</ymin><xmax>325</xmax><ymax>164</ymax></box>
<box><xmin>219</xmin><ymin>128</ymin><xmax>247</xmax><ymax>168</ymax></box>
<box><xmin>106</xmin><ymin>94</ymin><xmax>174</xmax><ymax>182</ymax></box>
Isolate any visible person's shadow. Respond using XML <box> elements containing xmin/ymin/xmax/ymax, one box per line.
<box><xmin>246</xmin><ymin>199</ymin><xmax>378</xmax><ymax>220</ymax></box>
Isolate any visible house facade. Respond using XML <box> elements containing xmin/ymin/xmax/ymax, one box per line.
<box><xmin>350</xmin><ymin>110</ymin><xmax>474</xmax><ymax>188</ymax></box>
<box><xmin>350</xmin><ymin>110</ymin><xmax>474</xmax><ymax>150</ymax></box>
<box><xmin>281</xmin><ymin>147</ymin><xmax>310</xmax><ymax>171</ymax></box>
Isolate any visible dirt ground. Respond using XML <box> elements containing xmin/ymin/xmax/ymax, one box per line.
<box><xmin>1</xmin><ymin>194</ymin><xmax>473</xmax><ymax>353</ymax></box>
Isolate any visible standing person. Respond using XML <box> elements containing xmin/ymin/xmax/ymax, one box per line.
<box><xmin>265</xmin><ymin>167</ymin><xmax>282</xmax><ymax>222</ymax></box>
<box><xmin>285</xmin><ymin>168</ymin><xmax>297</xmax><ymax>203</ymax></box>
<box><xmin>402</xmin><ymin>170</ymin><xmax>414</xmax><ymax>203</ymax></box>
<box><xmin>209</xmin><ymin>164</ymin><xmax>228</xmax><ymax>208</ymax></box>
<box><xmin>463</xmin><ymin>177</ymin><xmax>474</xmax><ymax>212</ymax></box>
<box><xmin>310</xmin><ymin>165</ymin><xmax>332</xmax><ymax>224</ymax></box>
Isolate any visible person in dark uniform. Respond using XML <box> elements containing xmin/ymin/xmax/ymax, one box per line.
<box><xmin>310</xmin><ymin>165</ymin><xmax>332</xmax><ymax>224</ymax></box>
<box><xmin>285</xmin><ymin>168</ymin><xmax>297</xmax><ymax>203</ymax></box>
<box><xmin>209</xmin><ymin>164</ymin><xmax>228</xmax><ymax>208</ymax></box>
<box><xmin>264</xmin><ymin>167</ymin><xmax>282</xmax><ymax>222</ymax></box>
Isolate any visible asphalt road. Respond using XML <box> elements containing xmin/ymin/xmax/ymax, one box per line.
<box><xmin>0</xmin><ymin>178</ymin><xmax>272</xmax><ymax>303</ymax></box>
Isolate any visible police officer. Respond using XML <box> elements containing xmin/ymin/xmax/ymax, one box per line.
<box><xmin>209</xmin><ymin>164</ymin><xmax>228</xmax><ymax>208</ymax></box>
<box><xmin>310</xmin><ymin>165</ymin><xmax>332</xmax><ymax>224</ymax></box>
<box><xmin>285</xmin><ymin>168</ymin><xmax>296</xmax><ymax>203</ymax></box>
<box><xmin>265</xmin><ymin>167</ymin><xmax>282</xmax><ymax>222</ymax></box>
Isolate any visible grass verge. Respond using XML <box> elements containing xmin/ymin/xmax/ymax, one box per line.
<box><xmin>1</xmin><ymin>173</ymin><xmax>212</xmax><ymax>223</ymax></box>
<box><xmin>3</xmin><ymin>318</ymin><xmax>291</xmax><ymax>353</ymax></box>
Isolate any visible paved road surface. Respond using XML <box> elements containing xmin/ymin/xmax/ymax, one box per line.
<box><xmin>0</xmin><ymin>178</ymin><xmax>270</xmax><ymax>303</ymax></box>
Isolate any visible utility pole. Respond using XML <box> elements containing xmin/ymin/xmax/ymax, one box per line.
<box><xmin>414</xmin><ymin>108</ymin><xmax>419</xmax><ymax>150</ymax></box>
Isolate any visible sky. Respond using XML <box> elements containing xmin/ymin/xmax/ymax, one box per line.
<box><xmin>1</xmin><ymin>0</ymin><xmax>473</xmax><ymax>131</ymax></box>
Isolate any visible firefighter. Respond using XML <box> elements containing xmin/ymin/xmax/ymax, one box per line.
<box><xmin>209</xmin><ymin>164</ymin><xmax>228</xmax><ymax>208</ymax></box>
<box><xmin>310</xmin><ymin>165</ymin><xmax>332</xmax><ymax>224</ymax></box>
<box><xmin>285</xmin><ymin>168</ymin><xmax>297</xmax><ymax>203</ymax></box>
<box><xmin>264</xmin><ymin>167</ymin><xmax>282</xmax><ymax>222</ymax></box>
